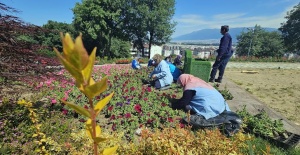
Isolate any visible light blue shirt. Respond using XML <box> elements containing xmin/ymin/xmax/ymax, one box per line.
<box><xmin>187</xmin><ymin>87</ymin><xmax>231</xmax><ymax>119</ymax></box>
<box><xmin>149</xmin><ymin>60</ymin><xmax>173</xmax><ymax>87</ymax></box>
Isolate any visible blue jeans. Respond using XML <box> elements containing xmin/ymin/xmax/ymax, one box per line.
<box><xmin>210</xmin><ymin>52</ymin><xmax>233</xmax><ymax>80</ymax></box>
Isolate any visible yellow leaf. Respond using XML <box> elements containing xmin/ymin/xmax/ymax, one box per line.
<box><xmin>86</xmin><ymin>127</ymin><xmax>92</xmax><ymax>139</ymax></box>
<box><xmin>61</xmin><ymin>33</ymin><xmax>74</xmax><ymax>58</ymax></box>
<box><xmin>82</xmin><ymin>47</ymin><xmax>96</xmax><ymax>85</ymax></box>
<box><xmin>84</xmin><ymin>76</ymin><xmax>108</xmax><ymax>99</ymax></box>
<box><xmin>86</xmin><ymin>120</ymin><xmax>101</xmax><ymax>138</ymax></box>
<box><xmin>94</xmin><ymin>137</ymin><xmax>107</xmax><ymax>143</ymax></box>
<box><xmin>60</xmin><ymin>100</ymin><xmax>90</xmax><ymax>118</ymax></box>
<box><xmin>94</xmin><ymin>92</ymin><xmax>114</xmax><ymax>116</ymax></box>
<box><xmin>102</xmin><ymin>146</ymin><xmax>118</xmax><ymax>155</ymax></box>
<box><xmin>54</xmin><ymin>48</ymin><xmax>84</xmax><ymax>84</ymax></box>
<box><xmin>69</xmin><ymin>34</ymin><xmax>89</xmax><ymax>70</ymax></box>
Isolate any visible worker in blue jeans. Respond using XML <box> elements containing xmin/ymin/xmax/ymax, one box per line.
<box><xmin>209</xmin><ymin>25</ymin><xmax>233</xmax><ymax>83</ymax></box>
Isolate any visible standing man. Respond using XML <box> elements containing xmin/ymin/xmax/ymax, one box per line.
<box><xmin>209</xmin><ymin>25</ymin><xmax>233</xmax><ymax>83</ymax></box>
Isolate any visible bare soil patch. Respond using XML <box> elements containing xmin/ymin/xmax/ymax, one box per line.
<box><xmin>225</xmin><ymin>68</ymin><xmax>300</xmax><ymax>125</ymax></box>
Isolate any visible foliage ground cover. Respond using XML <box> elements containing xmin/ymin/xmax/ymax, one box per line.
<box><xmin>1</xmin><ymin>63</ymin><xmax>300</xmax><ymax>154</ymax></box>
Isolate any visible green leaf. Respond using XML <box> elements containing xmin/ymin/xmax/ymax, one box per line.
<box><xmin>94</xmin><ymin>92</ymin><xmax>114</xmax><ymax>116</ymax></box>
<box><xmin>60</xmin><ymin>100</ymin><xmax>90</xmax><ymax>118</ymax></box>
<box><xmin>102</xmin><ymin>146</ymin><xmax>118</xmax><ymax>155</ymax></box>
<box><xmin>84</xmin><ymin>76</ymin><xmax>108</xmax><ymax>99</ymax></box>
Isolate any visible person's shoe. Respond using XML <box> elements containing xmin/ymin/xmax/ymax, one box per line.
<box><xmin>209</xmin><ymin>78</ymin><xmax>215</xmax><ymax>83</ymax></box>
<box><xmin>215</xmin><ymin>78</ymin><xmax>222</xmax><ymax>83</ymax></box>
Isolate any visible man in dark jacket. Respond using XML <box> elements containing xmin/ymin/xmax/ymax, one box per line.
<box><xmin>209</xmin><ymin>25</ymin><xmax>233</xmax><ymax>83</ymax></box>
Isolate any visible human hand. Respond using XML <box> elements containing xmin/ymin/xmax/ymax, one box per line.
<box><xmin>152</xmin><ymin>74</ymin><xmax>156</xmax><ymax>79</ymax></box>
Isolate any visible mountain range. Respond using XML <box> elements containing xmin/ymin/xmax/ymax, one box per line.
<box><xmin>172</xmin><ymin>27</ymin><xmax>278</xmax><ymax>43</ymax></box>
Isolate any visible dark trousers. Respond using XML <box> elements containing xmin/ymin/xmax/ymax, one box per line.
<box><xmin>210</xmin><ymin>52</ymin><xmax>233</xmax><ymax>80</ymax></box>
<box><xmin>150</xmin><ymin>79</ymin><xmax>161</xmax><ymax>89</ymax></box>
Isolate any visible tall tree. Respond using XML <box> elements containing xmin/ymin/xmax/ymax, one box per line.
<box><xmin>144</xmin><ymin>0</ymin><xmax>176</xmax><ymax>58</ymax></box>
<box><xmin>72</xmin><ymin>0</ymin><xmax>128</xmax><ymax>58</ymax></box>
<box><xmin>236</xmin><ymin>25</ymin><xmax>285</xmax><ymax>57</ymax></box>
<box><xmin>279</xmin><ymin>3</ymin><xmax>300</xmax><ymax>53</ymax></box>
<box><xmin>39</xmin><ymin>20</ymin><xmax>76</xmax><ymax>51</ymax></box>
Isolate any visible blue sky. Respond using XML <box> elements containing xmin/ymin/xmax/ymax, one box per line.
<box><xmin>3</xmin><ymin>0</ymin><xmax>299</xmax><ymax>37</ymax></box>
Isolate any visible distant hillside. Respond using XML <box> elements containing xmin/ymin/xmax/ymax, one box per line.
<box><xmin>172</xmin><ymin>27</ymin><xmax>278</xmax><ymax>43</ymax></box>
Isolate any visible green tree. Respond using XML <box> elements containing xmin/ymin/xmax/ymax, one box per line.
<box><xmin>236</xmin><ymin>25</ymin><xmax>285</xmax><ymax>57</ymax></box>
<box><xmin>39</xmin><ymin>20</ymin><xmax>76</xmax><ymax>50</ymax></box>
<box><xmin>110</xmin><ymin>38</ymin><xmax>131</xmax><ymax>58</ymax></box>
<box><xmin>143</xmin><ymin>0</ymin><xmax>176</xmax><ymax>58</ymax></box>
<box><xmin>279</xmin><ymin>3</ymin><xmax>300</xmax><ymax>53</ymax></box>
<box><xmin>72</xmin><ymin>0</ymin><xmax>128</xmax><ymax>58</ymax></box>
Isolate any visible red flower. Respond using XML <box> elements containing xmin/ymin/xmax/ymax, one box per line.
<box><xmin>180</xmin><ymin>123</ymin><xmax>185</xmax><ymax>128</ymax></box>
<box><xmin>134</xmin><ymin>104</ymin><xmax>142</xmax><ymax>113</ymax></box>
<box><xmin>147</xmin><ymin>87</ymin><xmax>152</xmax><ymax>92</ymax></box>
<box><xmin>112</xmin><ymin>124</ymin><xmax>117</xmax><ymax>131</ymax></box>
<box><xmin>143</xmin><ymin>98</ymin><xmax>148</xmax><ymax>101</ymax></box>
<box><xmin>161</xmin><ymin>102</ymin><xmax>167</xmax><ymax>107</ymax></box>
<box><xmin>124</xmin><ymin>113</ymin><xmax>131</xmax><ymax>118</ymax></box>
<box><xmin>79</xmin><ymin>119</ymin><xmax>86</xmax><ymax>122</ymax></box>
<box><xmin>108</xmin><ymin>106</ymin><xmax>114</xmax><ymax>111</ymax></box>
<box><xmin>167</xmin><ymin>117</ymin><xmax>173</xmax><ymax>122</ymax></box>
<box><xmin>171</xmin><ymin>94</ymin><xmax>177</xmax><ymax>98</ymax></box>
<box><xmin>84</xmin><ymin>105</ymin><xmax>89</xmax><ymax>109</ymax></box>
<box><xmin>147</xmin><ymin>119</ymin><xmax>153</xmax><ymax>124</ymax></box>
<box><xmin>110</xmin><ymin>115</ymin><xmax>116</xmax><ymax>120</ymax></box>
<box><xmin>130</xmin><ymin>86</ymin><xmax>135</xmax><ymax>91</ymax></box>
<box><xmin>62</xmin><ymin>108</ymin><xmax>68</xmax><ymax>115</ymax></box>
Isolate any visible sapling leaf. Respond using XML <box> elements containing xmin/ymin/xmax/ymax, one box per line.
<box><xmin>54</xmin><ymin>48</ymin><xmax>84</xmax><ymax>84</ymax></box>
<box><xmin>102</xmin><ymin>146</ymin><xmax>118</xmax><ymax>155</ymax></box>
<box><xmin>84</xmin><ymin>76</ymin><xmax>108</xmax><ymax>99</ymax></box>
<box><xmin>71</xmin><ymin>34</ymin><xmax>89</xmax><ymax>70</ymax></box>
<box><xmin>60</xmin><ymin>100</ymin><xmax>90</xmax><ymax>118</ymax></box>
<box><xmin>82</xmin><ymin>47</ymin><xmax>97</xmax><ymax>84</ymax></box>
<box><xmin>86</xmin><ymin>120</ymin><xmax>102</xmax><ymax>139</ymax></box>
<box><xmin>95</xmin><ymin>92</ymin><xmax>114</xmax><ymax>116</ymax></box>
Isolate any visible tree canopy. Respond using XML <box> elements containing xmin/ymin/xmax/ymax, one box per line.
<box><xmin>72</xmin><ymin>0</ymin><xmax>176</xmax><ymax>58</ymax></box>
<box><xmin>236</xmin><ymin>25</ymin><xmax>285</xmax><ymax>58</ymax></box>
<box><xmin>279</xmin><ymin>3</ymin><xmax>300</xmax><ymax>53</ymax></box>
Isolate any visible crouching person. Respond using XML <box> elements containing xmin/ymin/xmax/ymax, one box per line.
<box><xmin>148</xmin><ymin>54</ymin><xmax>173</xmax><ymax>89</ymax></box>
<box><xmin>131</xmin><ymin>57</ymin><xmax>141</xmax><ymax>70</ymax></box>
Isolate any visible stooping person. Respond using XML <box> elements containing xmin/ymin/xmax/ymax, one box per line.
<box><xmin>166</xmin><ymin>61</ymin><xmax>181</xmax><ymax>83</ymax></box>
<box><xmin>131</xmin><ymin>57</ymin><xmax>142</xmax><ymax>69</ymax></box>
<box><xmin>171</xmin><ymin>74</ymin><xmax>231</xmax><ymax>124</ymax></box>
<box><xmin>173</xmin><ymin>54</ymin><xmax>183</xmax><ymax>66</ymax></box>
<box><xmin>148</xmin><ymin>54</ymin><xmax>173</xmax><ymax>89</ymax></box>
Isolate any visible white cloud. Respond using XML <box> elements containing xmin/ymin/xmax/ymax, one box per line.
<box><xmin>172</xmin><ymin>4</ymin><xmax>297</xmax><ymax>38</ymax></box>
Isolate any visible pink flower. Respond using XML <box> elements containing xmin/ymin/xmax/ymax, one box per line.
<box><xmin>143</xmin><ymin>98</ymin><xmax>148</xmax><ymax>101</ymax></box>
<box><xmin>51</xmin><ymin>99</ymin><xmax>57</xmax><ymax>104</ymax></box>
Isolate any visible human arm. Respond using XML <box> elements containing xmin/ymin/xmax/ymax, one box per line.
<box><xmin>151</xmin><ymin>62</ymin><xmax>168</xmax><ymax>80</ymax></box>
<box><xmin>171</xmin><ymin>90</ymin><xmax>196</xmax><ymax>111</ymax></box>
